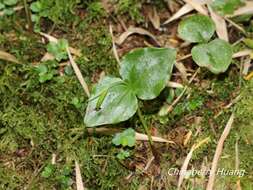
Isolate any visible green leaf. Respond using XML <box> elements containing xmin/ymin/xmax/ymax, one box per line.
<box><xmin>46</xmin><ymin>39</ymin><xmax>68</xmax><ymax>62</ymax></box>
<box><xmin>0</xmin><ymin>3</ymin><xmax>5</xmax><ymax>10</ymax></box>
<box><xmin>3</xmin><ymin>7</ymin><xmax>14</xmax><ymax>15</ymax></box>
<box><xmin>36</xmin><ymin>64</ymin><xmax>48</xmax><ymax>74</ymax></box>
<box><xmin>243</xmin><ymin>38</ymin><xmax>253</xmax><ymax>49</ymax></box>
<box><xmin>112</xmin><ymin>128</ymin><xmax>136</xmax><ymax>147</ymax></box>
<box><xmin>211</xmin><ymin>0</ymin><xmax>244</xmax><ymax>15</ymax></box>
<box><xmin>30</xmin><ymin>1</ymin><xmax>42</xmax><ymax>13</ymax></box>
<box><xmin>41</xmin><ymin>164</ymin><xmax>55</xmax><ymax>178</ymax></box>
<box><xmin>116</xmin><ymin>150</ymin><xmax>130</xmax><ymax>160</ymax></box>
<box><xmin>120</xmin><ymin>47</ymin><xmax>176</xmax><ymax>100</ymax></box>
<box><xmin>178</xmin><ymin>14</ymin><xmax>215</xmax><ymax>43</ymax></box>
<box><xmin>191</xmin><ymin>39</ymin><xmax>233</xmax><ymax>74</ymax></box>
<box><xmin>84</xmin><ymin>77</ymin><xmax>138</xmax><ymax>127</ymax></box>
<box><xmin>3</xmin><ymin>0</ymin><xmax>18</xmax><ymax>6</ymax></box>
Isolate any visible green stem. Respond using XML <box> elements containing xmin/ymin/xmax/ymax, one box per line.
<box><xmin>137</xmin><ymin>106</ymin><xmax>153</xmax><ymax>146</ymax></box>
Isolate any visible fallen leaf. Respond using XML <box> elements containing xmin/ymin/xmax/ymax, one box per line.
<box><xmin>75</xmin><ymin>160</ymin><xmax>85</xmax><ymax>190</ymax></box>
<box><xmin>163</xmin><ymin>0</ymin><xmax>208</xmax><ymax>24</ymax></box>
<box><xmin>208</xmin><ymin>5</ymin><xmax>228</xmax><ymax>42</ymax></box>
<box><xmin>229</xmin><ymin>1</ymin><xmax>253</xmax><ymax>17</ymax></box>
<box><xmin>232</xmin><ymin>49</ymin><xmax>252</xmax><ymax>58</ymax></box>
<box><xmin>115</xmin><ymin>27</ymin><xmax>160</xmax><ymax>46</ymax></box>
<box><xmin>177</xmin><ymin>137</ymin><xmax>210</xmax><ymax>190</ymax></box>
<box><xmin>40</xmin><ymin>52</ymin><xmax>55</xmax><ymax>62</ymax></box>
<box><xmin>67</xmin><ymin>47</ymin><xmax>90</xmax><ymax>97</ymax></box>
<box><xmin>148</xmin><ymin>7</ymin><xmax>160</xmax><ymax>30</ymax></box>
<box><xmin>0</xmin><ymin>50</ymin><xmax>19</xmax><ymax>63</ymax></box>
<box><xmin>135</xmin><ymin>132</ymin><xmax>175</xmax><ymax>143</ymax></box>
<box><xmin>167</xmin><ymin>81</ymin><xmax>184</xmax><ymax>88</ymax></box>
<box><xmin>182</xmin><ymin>0</ymin><xmax>208</xmax><ymax>15</ymax></box>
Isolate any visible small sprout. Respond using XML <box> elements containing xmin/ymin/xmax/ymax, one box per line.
<box><xmin>41</xmin><ymin>164</ymin><xmax>55</xmax><ymax>178</ymax></box>
<box><xmin>116</xmin><ymin>150</ymin><xmax>130</xmax><ymax>160</ymax></box>
<box><xmin>70</xmin><ymin>97</ymin><xmax>83</xmax><ymax>109</ymax></box>
<box><xmin>30</xmin><ymin>1</ymin><xmax>42</xmax><ymax>13</ymax></box>
<box><xmin>64</xmin><ymin>65</ymin><xmax>73</xmax><ymax>76</ymax></box>
<box><xmin>36</xmin><ymin>63</ymin><xmax>57</xmax><ymax>83</ymax></box>
<box><xmin>46</xmin><ymin>39</ymin><xmax>69</xmax><ymax>62</ymax></box>
<box><xmin>112</xmin><ymin>128</ymin><xmax>136</xmax><ymax>147</ymax></box>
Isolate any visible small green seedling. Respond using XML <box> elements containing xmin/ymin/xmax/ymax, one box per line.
<box><xmin>46</xmin><ymin>39</ymin><xmax>68</xmax><ymax>62</ymax></box>
<box><xmin>116</xmin><ymin>150</ymin><xmax>130</xmax><ymax>160</ymax></box>
<box><xmin>41</xmin><ymin>164</ymin><xmax>56</xmax><ymax>178</ymax></box>
<box><xmin>178</xmin><ymin>14</ymin><xmax>233</xmax><ymax>74</ymax></box>
<box><xmin>84</xmin><ymin>47</ymin><xmax>176</xmax><ymax>127</ymax></box>
<box><xmin>0</xmin><ymin>0</ymin><xmax>18</xmax><ymax>15</ymax></box>
<box><xmin>112</xmin><ymin>128</ymin><xmax>136</xmax><ymax>147</ymax></box>
<box><xmin>36</xmin><ymin>63</ymin><xmax>57</xmax><ymax>83</ymax></box>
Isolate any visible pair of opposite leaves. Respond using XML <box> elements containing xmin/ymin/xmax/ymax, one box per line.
<box><xmin>85</xmin><ymin>14</ymin><xmax>233</xmax><ymax>127</ymax></box>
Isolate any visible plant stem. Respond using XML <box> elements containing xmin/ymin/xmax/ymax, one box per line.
<box><xmin>137</xmin><ymin>106</ymin><xmax>153</xmax><ymax>146</ymax></box>
<box><xmin>23</xmin><ymin>0</ymin><xmax>33</xmax><ymax>32</ymax></box>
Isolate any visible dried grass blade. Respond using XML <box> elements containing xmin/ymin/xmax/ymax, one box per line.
<box><xmin>115</xmin><ymin>27</ymin><xmax>160</xmax><ymax>46</ymax></box>
<box><xmin>208</xmin><ymin>6</ymin><xmax>228</xmax><ymax>41</ymax></box>
<box><xmin>67</xmin><ymin>47</ymin><xmax>90</xmax><ymax>97</ymax></box>
<box><xmin>206</xmin><ymin>113</ymin><xmax>234</xmax><ymax>190</ymax></box>
<box><xmin>0</xmin><ymin>50</ymin><xmax>19</xmax><ymax>63</ymax></box>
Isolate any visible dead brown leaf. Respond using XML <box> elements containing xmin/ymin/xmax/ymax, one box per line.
<box><xmin>115</xmin><ymin>27</ymin><xmax>160</xmax><ymax>46</ymax></box>
<box><xmin>0</xmin><ymin>50</ymin><xmax>19</xmax><ymax>64</ymax></box>
<box><xmin>208</xmin><ymin>6</ymin><xmax>228</xmax><ymax>42</ymax></box>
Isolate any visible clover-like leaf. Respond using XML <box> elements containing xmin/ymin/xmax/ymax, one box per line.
<box><xmin>178</xmin><ymin>14</ymin><xmax>215</xmax><ymax>43</ymax></box>
<box><xmin>120</xmin><ymin>47</ymin><xmax>176</xmax><ymax>100</ymax></box>
<box><xmin>47</xmin><ymin>39</ymin><xmax>68</xmax><ymax>62</ymax></box>
<box><xmin>191</xmin><ymin>39</ymin><xmax>233</xmax><ymax>74</ymax></box>
<box><xmin>84</xmin><ymin>77</ymin><xmax>138</xmax><ymax>127</ymax></box>
<box><xmin>116</xmin><ymin>150</ymin><xmax>130</xmax><ymax>160</ymax></box>
<box><xmin>112</xmin><ymin>128</ymin><xmax>136</xmax><ymax>147</ymax></box>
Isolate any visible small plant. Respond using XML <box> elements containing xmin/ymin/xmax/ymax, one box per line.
<box><xmin>30</xmin><ymin>0</ymin><xmax>79</xmax><ymax>31</ymax></box>
<box><xmin>46</xmin><ymin>39</ymin><xmax>69</xmax><ymax>62</ymax></box>
<box><xmin>112</xmin><ymin>128</ymin><xmax>135</xmax><ymax>160</ymax></box>
<box><xmin>41</xmin><ymin>164</ymin><xmax>73</xmax><ymax>189</ymax></box>
<box><xmin>41</xmin><ymin>163</ymin><xmax>56</xmax><ymax>178</ymax></box>
<box><xmin>0</xmin><ymin>0</ymin><xmax>18</xmax><ymax>15</ymax></box>
<box><xmin>84</xmin><ymin>47</ymin><xmax>176</xmax><ymax>127</ymax></box>
<box><xmin>178</xmin><ymin>14</ymin><xmax>233</xmax><ymax>74</ymax></box>
<box><xmin>84</xmin><ymin>47</ymin><xmax>176</xmax><ymax>153</ymax></box>
<box><xmin>86</xmin><ymin>2</ymin><xmax>105</xmax><ymax>21</ymax></box>
<box><xmin>116</xmin><ymin>150</ymin><xmax>130</xmax><ymax>160</ymax></box>
<box><xmin>36</xmin><ymin>61</ymin><xmax>58</xmax><ymax>83</ymax></box>
<box><xmin>112</xmin><ymin>128</ymin><xmax>135</xmax><ymax>147</ymax></box>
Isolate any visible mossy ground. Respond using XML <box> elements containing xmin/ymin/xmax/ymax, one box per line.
<box><xmin>0</xmin><ymin>1</ymin><xmax>253</xmax><ymax>189</ymax></box>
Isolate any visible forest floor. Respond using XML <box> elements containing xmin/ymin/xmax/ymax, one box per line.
<box><xmin>0</xmin><ymin>0</ymin><xmax>253</xmax><ymax>190</ymax></box>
